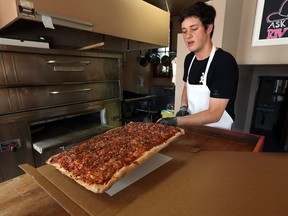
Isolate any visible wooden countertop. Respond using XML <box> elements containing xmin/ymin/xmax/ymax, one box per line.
<box><xmin>0</xmin><ymin>174</ymin><xmax>69</xmax><ymax>216</ymax></box>
<box><xmin>0</xmin><ymin>126</ymin><xmax>264</xmax><ymax>216</ymax></box>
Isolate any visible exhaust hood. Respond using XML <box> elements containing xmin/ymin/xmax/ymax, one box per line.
<box><xmin>0</xmin><ymin>0</ymin><xmax>170</xmax><ymax>51</ymax></box>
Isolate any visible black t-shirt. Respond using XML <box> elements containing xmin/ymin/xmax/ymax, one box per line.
<box><xmin>183</xmin><ymin>48</ymin><xmax>239</xmax><ymax>120</ymax></box>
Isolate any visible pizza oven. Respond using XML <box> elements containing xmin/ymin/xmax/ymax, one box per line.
<box><xmin>0</xmin><ymin>45</ymin><xmax>122</xmax><ymax>182</ymax></box>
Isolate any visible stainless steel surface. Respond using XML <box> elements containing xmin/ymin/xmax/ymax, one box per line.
<box><xmin>0</xmin><ymin>45</ymin><xmax>122</xmax><ymax>182</ymax></box>
<box><xmin>31</xmin><ymin>109</ymin><xmax>111</xmax><ymax>154</ymax></box>
<box><xmin>35</xmin><ymin>10</ymin><xmax>94</xmax><ymax>32</ymax></box>
<box><xmin>0</xmin><ymin>122</ymin><xmax>35</xmax><ymax>181</ymax></box>
<box><xmin>18</xmin><ymin>2</ymin><xmax>94</xmax><ymax>31</ymax></box>
<box><xmin>47</xmin><ymin>60</ymin><xmax>91</xmax><ymax>64</ymax></box>
<box><xmin>47</xmin><ymin>60</ymin><xmax>91</xmax><ymax>72</ymax></box>
<box><xmin>49</xmin><ymin>88</ymin><xmax>92</xmax><ymax>95</ymax></box>
<box><xmin>0</xmin><ymin>1</ymin><xmax>167</xmax><ymax>51</ymax></box>
<box><xmin>144</xmin><ymin>0</ymin><xmax>206</xmax><ymax>17</ymax></box>
<box><xmin>0</xmin><ymin>49</ymin><xmax>121</xmax><ymax>86</ymax></box>
<box><xmin>32</xmin><ymin>124</ymin><xmax>112</xmax><ymax>154</ymax></box>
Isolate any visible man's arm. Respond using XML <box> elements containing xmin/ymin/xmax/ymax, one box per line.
<box><xmin>177</xmin><ymin>97</ymin><xmax>229</xmax><ymax>127</ymax></box>
<box><xmin>180</xmin><ymin>83</ymin><xmax>188</xmax><ymax>107</ymax></box>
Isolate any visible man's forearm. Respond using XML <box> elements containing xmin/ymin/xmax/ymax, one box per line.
<box><xmin>177</xmin><ymin>110</ymin><xmax>219</xmax><ymax>127</ymax></box>
<box><xmin>176</xmin><ymin>98</ymin><xmax>229</xmax><ymax>127</ymax></box>
<box><xmin>181</xmin><ymin>84</ymin><xmax>188</xmax><ymax>107</ymax></box>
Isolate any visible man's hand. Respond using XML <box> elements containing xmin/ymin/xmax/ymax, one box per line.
<box><xmin>157</xmin><ymin>117</ymin><xmax>177</xmax><ymax>126</ymax></box>
<box><xmin>176</xmin><ymin>106</ymin><xmax>189</xmax><ymax>117</ymax></box>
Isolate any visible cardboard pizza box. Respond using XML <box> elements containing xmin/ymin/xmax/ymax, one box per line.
<box><xmin>114</xmin><ymin>151</ymin><xmax>288</xmax><ymax>216</ymax></box>
<box><xmin>20</xmin><ymin>149</ymin><xmax>288</xmax><ymax>216</ymax></box>
<box><xmin>19</xmin><ymin>144</ymin><xmax>195</xmax><ymax>216</ymax></box>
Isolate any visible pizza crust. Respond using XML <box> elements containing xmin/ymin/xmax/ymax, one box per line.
<box><xmin>47</xmin><ymin>124</ymin><xmax>185</xmax><ymax>193</ymax></box>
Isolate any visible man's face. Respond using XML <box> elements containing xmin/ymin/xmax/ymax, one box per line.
<box><xmin>181</xmin><ymin>16</ymin><xmax>211</xmax><ymax>53</ymax></box>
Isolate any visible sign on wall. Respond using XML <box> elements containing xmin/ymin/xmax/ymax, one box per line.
<box><xmin>252</xmin><ymin>0</ymin><xmax>288</xmax><ymax>46</ymax></box>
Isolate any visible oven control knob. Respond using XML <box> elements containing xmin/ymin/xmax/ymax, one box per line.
<box><xmin>9</xmin><ymin>144</ymin><xmax>17</xmax><ymax>152</ymax></box>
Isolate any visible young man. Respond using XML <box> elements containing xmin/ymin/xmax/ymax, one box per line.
<box><xmin>158</xmin><ymin>1</ymin><xmax>239</xmax><ymax>129</ymax></box>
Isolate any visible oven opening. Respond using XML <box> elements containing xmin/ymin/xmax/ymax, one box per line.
<box><xmin>31</xmin><ymin>111</ymin><xmax>112</xmax><ymax>154</ymax></box>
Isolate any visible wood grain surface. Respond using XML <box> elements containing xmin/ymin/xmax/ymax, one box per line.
<box><xmin>0</xmin><ymin>174</ymin><xmax>69</xmax><ymax>216</ymax></box>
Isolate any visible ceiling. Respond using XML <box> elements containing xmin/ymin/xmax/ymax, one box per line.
<box><xmin>143</xmin><ymin>0</ymin><xmax>206</xmax><ymax>17</ymax></box>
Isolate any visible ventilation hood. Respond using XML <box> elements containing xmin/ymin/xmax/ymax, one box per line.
<box><xmin>0</xmin><ymin>0</ymin><xmax>170</xmax><ymax>51</ymax></box>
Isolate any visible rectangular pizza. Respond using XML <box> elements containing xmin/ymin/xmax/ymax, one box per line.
<box><xmin>46</xmin><ymin>122</ymin><xmax>185</xmax><ymax>193</ymax></box>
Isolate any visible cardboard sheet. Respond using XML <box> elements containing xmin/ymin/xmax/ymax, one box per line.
<box><xmin>115</xmin><ymin>151</ymin><xmax>288</xmax><ymax>216</ymax></box>
<box><xmin>20</xmin><ymin>153</ymin><xmax>174</xmax><ymax>216</ymax></box>
<box><xmin>20</xmin><ymin>148</ymin><xmax>288</xmax><ymax>216</ymax></box>
<box><xmin>106</xmin><ymin>153</ymin><xmax>172</xmax><ymax>196</ymax></box>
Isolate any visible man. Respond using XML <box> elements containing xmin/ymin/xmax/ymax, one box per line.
<box><xmin>158</xmin><ymin>1</ymin><xmax>239</xmax><ymax>129</ymax></box>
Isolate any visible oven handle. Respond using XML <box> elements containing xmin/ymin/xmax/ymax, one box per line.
<box><xmin>47</xmin><ymin>60</ymin><xmax>90</xmax><ymax>72</ymax></box>
<box><xmin>47</xmin><ymin>60</ymin><xmax>91</xmax><ymax>65</ymax></box>
<box><xmin>49</xmin><ymin>88</ymin><xmax>92</xmax><ymax>95</ymax></box>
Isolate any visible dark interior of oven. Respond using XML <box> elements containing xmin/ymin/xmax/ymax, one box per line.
<box><xmin>30</xmin><ymin>111</ymin><xmax>113</xmax><ymax>167</ymax></box>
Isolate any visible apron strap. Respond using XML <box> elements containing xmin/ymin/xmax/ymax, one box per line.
<box><xmin>203</xmin><ymin>45</ymin><xmax>216</xmax><ymax>85</ymax></box>
<box><xmin>187</xmin><ymin>44</ymin><xmax>216</xmax><ymax>85</ymax></box>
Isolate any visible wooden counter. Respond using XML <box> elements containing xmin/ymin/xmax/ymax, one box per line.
<box><xmin>0</xmin><ymin>174</ymin><xmax>69</xmax><ymax>216</ymax></box>
<box><xmin>0</xmin><ymin>126</ymin><xmax>264</xmax><ymax>216</ymax></box>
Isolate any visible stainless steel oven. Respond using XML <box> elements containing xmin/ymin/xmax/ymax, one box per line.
<box><xmin>0</xmin><ymin>45</ymin><xmax>122</xmax><ymax>182</ymax></box>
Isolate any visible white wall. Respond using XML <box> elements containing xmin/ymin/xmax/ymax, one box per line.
<box><xmin>174</xmin><ymin>34</ymin><xmax>189</xmax><ymax>112</ymax></box>
<box><xmin>212</xmin><ymin>0</ymin><xmax>288</xmax><ymax>65</ymax></box>
<box><xmin>233</xmin><ymin>66</ymin><xmax>254</xmax><ymax>131</ymax></box>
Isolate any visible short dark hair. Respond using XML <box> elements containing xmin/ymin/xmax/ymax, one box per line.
<box><xmin>179</xmin><ymin>1</ymin><xmax>216</xmax><ymax>38</ymax></box>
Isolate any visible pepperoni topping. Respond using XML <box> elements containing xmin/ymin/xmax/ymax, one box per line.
<box><xmin>49</xmin><ymin>122</ymin><xmax>182</xmax><ymax>185</ymax></box>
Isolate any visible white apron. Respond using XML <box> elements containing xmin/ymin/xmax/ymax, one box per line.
<box><xmin>187</xmin><ymin>45</ymin><xmax>233</xmax><ymax>129</ymax></box>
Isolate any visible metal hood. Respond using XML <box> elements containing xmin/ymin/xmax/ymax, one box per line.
<box><xmin>0</xmin><ymin>0</ymin><xmax>170</xmax><ymax>51</ymax></box>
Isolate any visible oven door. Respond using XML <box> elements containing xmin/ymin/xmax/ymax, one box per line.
<box><xmin>31</xmin><ymin>109</ymin><xmax>115</xmax><ymax>167</ymax></box>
